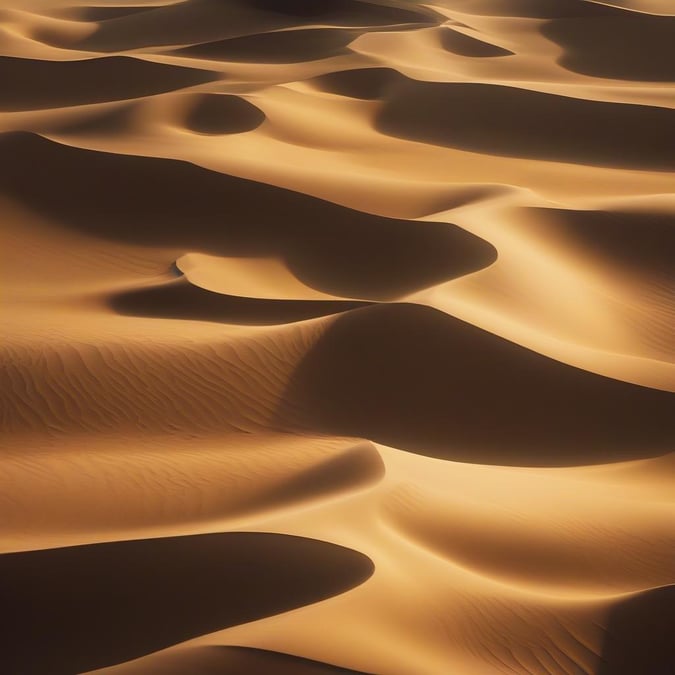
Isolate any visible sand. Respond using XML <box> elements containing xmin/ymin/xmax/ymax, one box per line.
<box><xmin>1</xmin><ymin>1</ymin><xmax>673</xmax><ymax>673</ymax></box>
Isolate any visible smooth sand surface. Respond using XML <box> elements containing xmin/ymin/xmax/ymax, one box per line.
<box><xmin>1</xmin><ymin>1</ymin><xmax>673</xmax><ymax>673</ymax></box>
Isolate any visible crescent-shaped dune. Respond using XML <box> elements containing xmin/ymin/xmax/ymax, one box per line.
<box><xmin>1</xmin><ymin>1</ymin><xmax>673</xmax><ymax>674</ymax></box>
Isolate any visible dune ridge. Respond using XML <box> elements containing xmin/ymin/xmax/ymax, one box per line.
<box><xmin>1</xmin><ymin>1</ymin><xmax>674</xmax><ymax>674</ymax></box>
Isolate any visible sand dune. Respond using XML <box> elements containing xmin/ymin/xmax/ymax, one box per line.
<box><xmin>1</xmin><ymin>133</ymin><xmax>496</xmax><ymax>300</ymax></box>
<box><xmin>439</xmin><ymin>26</ymin><xmax>514</xmax><ymax>57</ymax></box>
<box><xmin>542</xmin><ymin>13</ymin><xmax>675</xmax><ymax>81</ymax></box>
<box><xmin>183</xmin><ymin>94</ymin><xmax>266</xmax><ymax>134</ymax></box>
<box><xmin>2</xmin><ymin>1</ymin><xmax>674</xmax><ymax>674</ymax></box>
<box><xmin>97</xmin><ymin>646</ymin><xmax>371</xmax><ymax>675</ymax></box>
<box><xmin>2</xmin><ymin>533</ymin><xmax>373</xmax><ymax>674</ymax></box>
<box><xmin>110</xmin><ymin>277</ymin><xmax>370</xmax><ymax>324</ymax></box>
<box><xmin>52</xmin><ymin>0</ymin><xmax>439</xmax><ymax>52</ymax></box>
<box><xmin>169</xmin><ymin>28</ymin><xmax>359</xmax><ymax>64</ymax></box>
<box><xmin>0</xmin><ymin>56</ymin><xmax>216</xmax><ymax>111</ymax></box>
<box><xmin>280</xmin><ymin>303</ymin><xmax>674</xmax><ymax>465</ymax></box>
<box><xmin>376</xmin><ymin>79</ymin><xmax>675</xmax><ymax>170</ymax></box>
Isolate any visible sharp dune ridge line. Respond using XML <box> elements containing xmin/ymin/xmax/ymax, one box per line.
<box><xmin>0</xmin><ymin>0</ymin><xmax>673</xmax><ymax>673</ymax></box>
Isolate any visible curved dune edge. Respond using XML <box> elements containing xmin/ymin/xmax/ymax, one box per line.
<box><xmin>90</xmin><ymin>645</ymin><xmax>373</xmax><ymax>675</ymax></box>
<box><xmin>2</xmin><ymin>2</ymin><xmax>674</xmax><ymax>674</ymax></box>
<box><xmin>278</xmin><ymin>303</ymin><xmax>675</xmax><ymax>466</ymax></box>
<box><xmin>0</xmin><ymin>532</ymin><xmax>374</xmax><ymax>674</ymax></box>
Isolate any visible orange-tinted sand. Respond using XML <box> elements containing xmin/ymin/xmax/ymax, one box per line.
<box><xmin>1</xmin><ymin>1</ymin><xmax>673</xmax><ymax>673</ymax></box>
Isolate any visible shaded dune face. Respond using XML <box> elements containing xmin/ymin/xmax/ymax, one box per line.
<box><xmin>598</xmin><ymin>586</ymin><xmax>675</xmax><ymax>675</ymax></box>
<box><xmin>64</xmin><ymin>0</ymin><xmax>440</xmax><ymax>52</ymax></box>
<box><xmin>110</xmin><ymin>278</ymin><xmax>371</xmax><ymax>325</ymax></box>
<box><xmin>104</xmin><ymin>645</ymin><xmax>372</xmax><ymax>674</ymax></box>
<box><xmin>63</xmin><ymin>6</ymin><xmax>158</xmax><ymax>22</ymax></box>
<box><xmin>432</xmin><ymin>0</ymin><xmax>623</xmax><ymax>19</ymax></box>
<box><xmin>542</xmin><ymin>14</ymin><xmax>675</xmax><ymax>82</ymax></box>
<box><xmin>439</xmin><ymin>28</ymin><xmax>514</xmax><ymax>58</ymax></box>
<box><xmin>169</xmin><ymin>28</ymin><xmax>358</xmax><ymax>64</ymax></box>
<box><xmin>183</xmin><ymin>94</ymin><xmax>266</xmax><ymax>134</ymax></box>
<box><xmin>0</xmin><ymin>533</ymin><xmax>374</xmax><ymax>674</ymax></box>
<box><xmin>531</xmin><ymin>208</ymin><xmax>675</xmax><ymax>284</ymax></box>
<box><xmin>0</xmin><ymin>134</ymin><xmax>496</xmax><ymax>300</ymax></box>
<box><xmin>0</xmin><ymin>57</ymin><xmax>216</xmax><ymax>112</ymax></box>
<box><xmin>314</xmin><ymin>67</ymin><xmax>406</xmax><ymax>100</ymax></box>
<box><xmin>279</xmin><ymin>304</ymin><xmax>675</xmax><ymax>466</ymax></box>
<box><xmin>376</xmin><ymin>80</ymin><xmax>675</xmax><ymax>171</ymax></box>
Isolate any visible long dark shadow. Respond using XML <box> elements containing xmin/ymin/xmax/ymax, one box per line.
<box><xmin>0</xmin><ymin>533</ymin><xmax>374</xmax><ymax>674</ymax></box>
<box><xmin>278</xmin><ymin>303</ymin><xmax>675</xmax><ymax>466</ymax></box>
<box><xmin>110</xmin><ymin>278</ymin><xmax>371</xmax><ymax>325</ymax></box>
<box><xmin>0</xmin><ymin>133</ymin><xmax>496</xmax><ymax>301</ymax></box>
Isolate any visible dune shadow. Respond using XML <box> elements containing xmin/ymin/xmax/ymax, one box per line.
<box><xmin>0</xmin><ymin>56</ymin><xmax>215</xmax><ymax>112</ymax></box>
<box><xmin>440</xmin><ymin>28</ymin><xmax>514</xmax><ymax>57</ymax></box>
<box><xmin>68</xmin><ymin>0</ymin><xmax>439</xmax><ymax>52</ymax></box>
<box><xmin>531</xmin><ymin>208</ymin><xmax>675</xmax><ymax>282</ymax></box>
<box><xmin>0</xmin><ymin>532</ymin><xmax>374</xmax><ymax>675</ymax></box>
<box><xmin>315</xmin><ymin>67</ymin><xmax>406</xmax><ymax>100</ymax></box>
<box><xmin>598</xmin><ymin>586</ymin><xmax>675</xmax><ymax>675</ymax></box>
<box><xmin>170</xmin><ymin>28</ymin><xmax>357</xmax><ymax>64</ymax></box>
<box><xmin>542</xmin><ymin>14</ymin><xmax>675</xmax><ymax>82</ymax></box>
<box><xmin>184</xmin><ymin>94</ymin><xmax>266</xmax><ymax>134</ymax></box>
<box><xmin>109</xmin><ymin>645</ymin><xmax>372</xmax><ymax>674</ymax></box>
<box><xmin>110</xmin><ymin>278</ymin><xmax>370</xmax><ymax>324</ymax></box>
<box><xmin>75</xmin><ymin>6</ymin><xmax>157</xmax><ymax>22</ymax></box>
<box><xmin>375</xmin><ymin>79</ymin><xmax>675</xmax><ymax>171</ymax></box>
<box><xmin>0</xmin><ymin>133</ymin><xmax>496</xmax><ymax>301</ymax></box>
<box><xmin>278</xmin><ymin>303</ymin><xmax>675</xmax><ymax>466</ymax></box>
<box><xmin>429</xmin><ymin>0</ymin><xmax>621</xmax><ymax>19</ymax></box>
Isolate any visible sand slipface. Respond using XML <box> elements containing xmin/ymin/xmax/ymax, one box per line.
<box><xmin>1</xmin><ymin>1</ymin><xmax>674</xmax><ymax>674</ymax></box>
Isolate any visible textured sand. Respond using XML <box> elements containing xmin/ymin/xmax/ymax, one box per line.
<box><xmin>1</xmin><ymin>1</ymin><xmax>673</xmax><ymax>673</ymax></box>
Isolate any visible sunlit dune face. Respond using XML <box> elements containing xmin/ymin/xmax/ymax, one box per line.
<box><xmin>1</xmin><ymin>1</ymin><xmax>673</xmax><ymax>674</ymax></box>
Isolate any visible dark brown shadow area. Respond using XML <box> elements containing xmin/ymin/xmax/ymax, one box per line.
<box><xmin>244</xmin><ymin>0</ymin><xmax>433</xmax><ymax>22</ymax></box>
<box><xmin>76</xmin><ymin>6</ymin><xmax>157</xmax><ymax>22</ymax></box>
<box><xmin>110</xmin><ymin>278</ymin><xmax>370</xmax><ymax>324</ymax></box>
<box><xmin>542</xmin><ymin>15</ymin><xmax>675</xmax><ymax>82</ymax></box>
<box><xmin>425</xmin><ymin>0</ymin><xmax>620</xmax><ymax>19</ymax></box>
<box><xmin>598</xmin><ymin>586</ymin><xmax>674</xmax><ymax>675</ymax></box>
<box><xmin>0</xmin><ymin>533</ymin><xmax>374</xmax><ymax>675</ymax></box>
<box><xmin>170</xmin><ymin>28</ymin><xmax>356</xmax><ymax>64</ymax></box>
<box><xmin>531</xmin><ymin>208</ymin><xmax>675</xmax><ymax>283</ymax></box>
<box><xmin>315</xmin><ymin>67</ymin><xmax>406</xmax><ymax>100</ymax></box>
<box><xmin>376</xmin><ymin>80</ymin><xmax>675</xmax><ymax>171</ymax></box>
<box><xmin>0</xmin><ymin>134</ymin><xmax>496</xmax><ymax>300</ymax></box>
<box><xmin>440</xmin><ymin>28</ymin><xmax>514</xmax><ymax>57</ymax></box>
<box><xmin>67</xmin><ymin>0</ymin><xmax>439</xmax><ymax>52</ymax></box>
<box><xmin>0</xmin><ymin>56</ymin><xmax>216</xmax><ymax>112</ymax></box>
<box><xmin>114</xmin><ymin>646</ymin><xmax>367</xmax><ymax>675</ymax></box>
<box><xmin>108</xmin><ymin>645</ymin><xmax>372</xmax><ymax>674</ymax></box>
<box><xmin>278</xmin><ymin>304</ymin><xmax>675</xmax><ymax>466</ymax></box>
<box><xmin>184</xmin><ymin>94</ymin><xmax>266</xmax><ymax>134</ymax></box>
